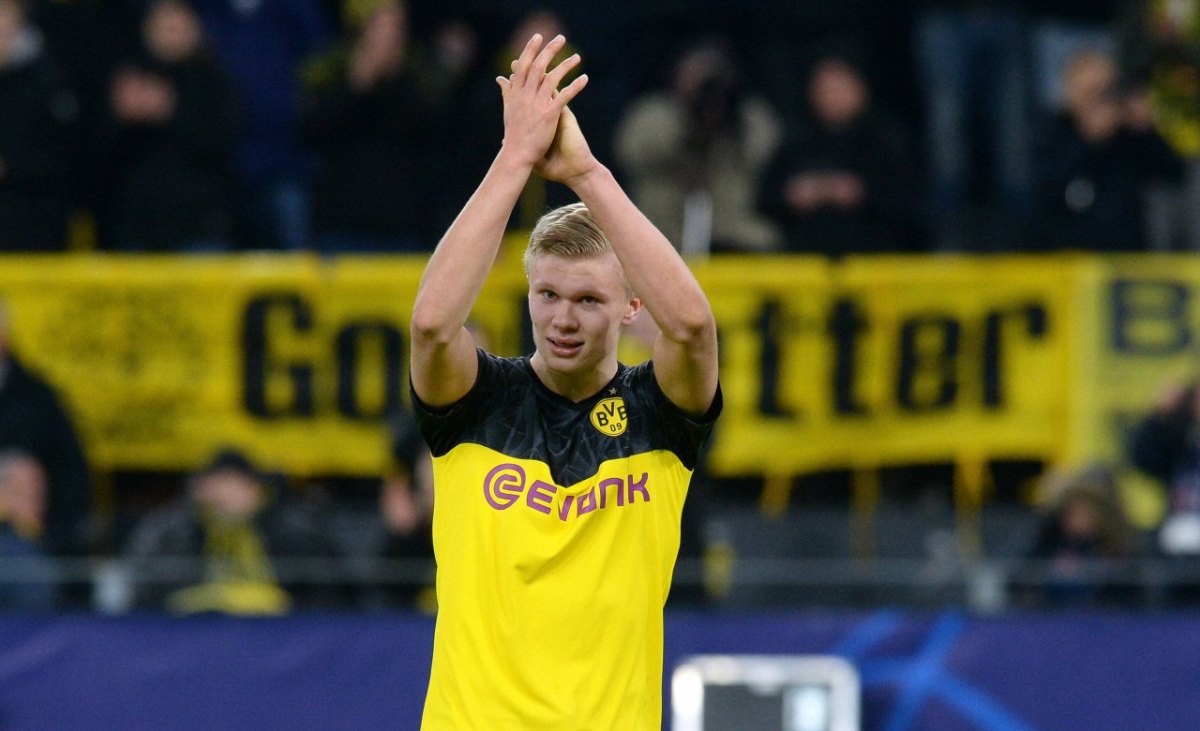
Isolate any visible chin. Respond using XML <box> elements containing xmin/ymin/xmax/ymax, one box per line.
<box><xmin>544</xmin><ymin>354</ymin><xmax>587</xmax><ymax>374</ymax></box>
<box><xmin>539</xmin><ymin>347</ymin><xmax>592</xmax><ymax>374</ymax></box>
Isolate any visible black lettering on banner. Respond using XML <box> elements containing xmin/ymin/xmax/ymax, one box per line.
<box><xmin>756</xmin><ymin>299</ymin><xmax>795</xmax><ymax>417</ymax></box>
<box><xmin>982</xmin><ymin>303</ymin><xmax>1048</xmax><ymax>407</ymax></box>
<box><xmin>1110</xmin><ymin>279</ymin><xmax>1191</xmax><ymax>355</ymax></box>
<box><xmin>897</xmin><ymin>315</ymin><xmax>959</xmax><ymax>411</ymax></box>
<box><xmin>829</xmin><ymin>297</ymin><xmax>869</xmax><ymax>415</ymax></box>
<box><xmin>336</xmin><ymin>321</ymin><xmax>404</xmax><ymax>419</ymax></box>
<box><xmin>243</xmin><ymin>293</ymin><xmax>315</xmax><ymax>418</ymax></box>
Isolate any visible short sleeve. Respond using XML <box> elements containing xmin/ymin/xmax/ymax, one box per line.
<box><xmin>411</xmin><ymin>348</ymin><xmax>503</xmax><ymax>457</ymax></box>
<box><xmin>633</xmin><ymin>361</ymin><xmax>722</xmax><ymax>471</ymax></box>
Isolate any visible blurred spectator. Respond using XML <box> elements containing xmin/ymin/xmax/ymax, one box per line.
<box><xmin>1031</xmin><ymin>51</ymin><xmax>1183</xmax><ymax>251</ymax></box>
<box><xmin>736</xmin><ymin>1</ymin><xmax>896</xmax><ymax>128</ymax></box>
<box><xmin>757</xmin><ymin>47</ymin><xmax>923</xmax><ymax>255</ymax></box>
<box><xmin>0</xmin><ymin>0</ymin><xmax>77</xmax><ymax>251</ymax></box>
<box><xmin>95</xmin><ymin>0</ymin><xmax>239</xmax><ymax>252</ymax></box>
<box><xmin>1030</xmin><ymin>1</ymin><xmax>1123</xmax><ymax>114</ymax></box>
<box><xmin>0</xmin><ymin>300</ymin><xmax>92</xmax><ymax>557</ymax></box>
<box><xmin>615</xmin><ymin>37</ymin><xmax>782</xmax><ymax>254</ymax></box>
<box><xmin>913</xmin><ymin>0</ymin><xmax>1032</xmax><ymax>251</ymax></box>
<box><xmin>1126</xmin><ymin>377</ymin><xmax>1200</xmax><ymax>605</ymax></box>
<box><xmin>355</xmin><ymin>406</ymin><xmax>434</xmax><ymax>611</ymax></box>
<box><xmin>1121</xmin><ymin>0</ymin><xmax>1200</xmax><ymax>251</ymax></box>
<box><xmin>1013</xmin><ymin>465</ymin><xmax>1136</xmax><ymax>607</ymax></box>
<box><xmin>1130</xmin><ymin>378</ymin><xmax>1200</xmax><ymax>558</ymax></box>
<box><xmin>122</xmin><ymin>448</ymin><xmax>340</xmax><ymax>615</ymax></box>
<box><xmin>0</xmin><ymin>449</ymin><xmax>59</xmax><ymax>611</ymax></box>
<box><xmin>300</xmin><ymin>0</ymin><xmax>434</xmax><ymax>253</ymax></box>
<box><xmin>417</xmin><ymin>19</ymin><xmax>479</xmax><ymax>112</ymax></box>
<box><xmin>419</xmin><ymin>19</ymin><xmax>503</xmax><ymax>238</ymax></box>
<box><xmin>31</xmin><ymin>0</ymin><xmax>141</xmax><ymax>248</ymax></box>
<box><xmin>191</xmin><ymin>0</ymin><xmax>333</xmax><ymax>251</ymax></box>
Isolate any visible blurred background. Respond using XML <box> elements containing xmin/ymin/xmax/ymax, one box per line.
<box><xmin>3</xmin><ymin>0</ymin><xmax>1200</xmax><ymax>728</ymax></box>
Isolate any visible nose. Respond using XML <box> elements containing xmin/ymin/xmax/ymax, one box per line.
<box><xmin>551</xmin><ymin>301</ymin><xmax>578</xmax><ymax>331</ymax></box>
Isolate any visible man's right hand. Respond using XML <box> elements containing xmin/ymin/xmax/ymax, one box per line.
<box><xmin>495</xmin><ymin>34</ymin><xmax>588</xmax><ymax>170</ymax></box>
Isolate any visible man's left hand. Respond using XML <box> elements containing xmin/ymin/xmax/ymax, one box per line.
<box><xmin>536</xmin><ymin>106</ymin><xmax>598</xmax><ymax>186</ymax></box>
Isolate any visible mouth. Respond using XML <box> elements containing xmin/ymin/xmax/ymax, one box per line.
<box><xmin>547</xmin><ymin>336</ymin><xmax>583</xmax><ymax>358</ymax></box>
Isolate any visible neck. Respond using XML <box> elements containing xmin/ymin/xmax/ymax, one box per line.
<box><xmin>529</xmin><ymin>353</ymin><xmax>617</xmax><ymax>402</ymax></box>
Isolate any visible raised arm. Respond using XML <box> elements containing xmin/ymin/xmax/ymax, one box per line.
<box><xmin>540</xmin><ymin>107</ymin><xmax>719</xmax><ymax>416</ymax></box>
<box><xmin>409</xmin><ymin>34</ymin><xmax>587</xmax><ymax>406</ymax></box>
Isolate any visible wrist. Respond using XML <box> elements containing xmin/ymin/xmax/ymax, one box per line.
<box><xmin>496</xmin><ymin>145</ymin><xmax>538</xmax><ymax>175</ymax></box>
<box><xmin>563</xmin><ymin>160</ymin><xmax>610</xmax><ymax>194</ymax></box>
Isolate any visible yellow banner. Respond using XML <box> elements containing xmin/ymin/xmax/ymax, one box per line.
<box><xmin>697</xmin><ymin>256</ymin><xmax>1075</xmax><ymax>474</ymax></box>
<box><xmin>0</xmin><ymin>254</ymin><xmax>1192</xmax><ymax>485</ymax></box>
<box><xmin>1065</xmin><ymin>256</ymin><xmax>1200</xmax><ymax>525</ymax></box>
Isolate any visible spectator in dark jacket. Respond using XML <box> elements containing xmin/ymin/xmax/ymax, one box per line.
<box><xmin>0</xmin><ymin>449</ymin><xmax>60</xmax><ymax>611</ymax></box>
<box><xmin>1130</xmin><ymin>379</ymin><xmax>1200</xmax><ymax>557</ymax></box>
<box><xmin>0</xmin><ymin>0</ymin><xmax>77</xmax><ymax>251</ymax></box>
<box><xmin>0</xmin><ymin>301</ymin><xmax>92</xmax><ymax>557</ymax></box>
<box><xmin>419</xmin><ymin>19</ymin><xmax>496</xmax><ymax>242</ymax></box>
<box><xmin>1032</xmin><ymin>50</ymin><xmax>1184</xmax><ymax>251</ymax></box>
<box><xmin>757</xmin><ymin>48</ymin><xmax>922</xmax><ymax>254</ymax></box>
<box><xmin>360</xmin><ymin>406</ymin><xmax>435</xmax><ymax>610</ymax></box>
<box><xmin>31</xmin><ymin>0</ymin><xmax>142</xmax><ymax>243</ymax></box>
<box><xmin>1013</xmin><ymin>465</ymin><xmax>1137</xmax><ymax>608</ymax></box>
<box><xmin>300</xmin><ymin>0</ymin><xmax>433</xmax><ymax>253</ymax></box>
<box><xmin>1120</xmin><ymin>0</ymin><xmax>1200</xmax><ymax>251</ymax></box>
<box><xmin>123</xmin><ymin>448</ymin><xmax>341</xmax><ymax>614</ymax></box>
<box><xmin>96</xmin><ymin>0</ymin><xmax>239</xmax><ymax>252</ymax></box>
<box><xmin>1128</xmin><ymin>377</ymin><xmax>1200</xmax><ymax>603</ymax></box>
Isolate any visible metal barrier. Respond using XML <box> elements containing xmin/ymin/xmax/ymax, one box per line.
<box><xmin>1</xmin><ymin>556</ymin><xmax>1197</xmax><ymax>613</ymax></box>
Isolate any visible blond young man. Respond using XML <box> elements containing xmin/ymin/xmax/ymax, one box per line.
<box><xmin>410</xmin><ymin>34</ymin><xmax>721</xmax><ymax>729</ymax></box>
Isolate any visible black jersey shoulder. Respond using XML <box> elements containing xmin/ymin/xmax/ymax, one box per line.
<box><xmin>412</xmin><ymin>349</ymin><xmax>721</xmax><ymax>485</ymax></box>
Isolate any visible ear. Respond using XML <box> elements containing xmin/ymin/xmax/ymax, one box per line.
<box><xmin>621</xmin><ymin>296</ymin><xmax>642</xmax><ymax>326</ymax></box>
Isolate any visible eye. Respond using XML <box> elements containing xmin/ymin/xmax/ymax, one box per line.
<box><xmin>580</xmin><ymin>295</ymin><xmax>599</xmax><ymax>305</ymax></box>
<box><xmin>540</xmin><ymin>290</ymin><xmax>557</xmax><ymax>300</ymax></box>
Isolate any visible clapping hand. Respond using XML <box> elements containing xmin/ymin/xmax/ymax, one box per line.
<box><xmin>495</xmin><ymin>34</ymin><xmax>591</xmax><ymax>182</ymax></box>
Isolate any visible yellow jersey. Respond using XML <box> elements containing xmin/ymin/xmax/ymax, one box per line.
<box><xmin>414</xmin><ymin>350</ymin><xmax>720</xmax><ymax>730</ymax></box>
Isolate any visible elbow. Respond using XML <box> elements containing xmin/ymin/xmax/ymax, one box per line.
<box><xmin>662</xmin><ymin>309</ymin><xmax>717</xmax><ymax>348</ymax></box>
<box><xmin>409</xmin><ymin>308</ymin><xmax>458</xmax><ymax>347</ymax></box>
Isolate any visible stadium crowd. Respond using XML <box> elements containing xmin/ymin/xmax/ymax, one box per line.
<box><xmin>0</xmin><ymin>0</ymin><xmax>1197</xmax><ymax>255</ymax></box>
<box><xmin>2</xmin><ymin>0</ymin><xmax>1200</xmax><ymax>614</ymax></box>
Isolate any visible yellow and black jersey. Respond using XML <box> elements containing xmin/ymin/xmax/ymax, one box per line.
<box><xmin>414</xmin><ymin>349</ymin><xmax>721</xmax><ymax>730</ymax></box>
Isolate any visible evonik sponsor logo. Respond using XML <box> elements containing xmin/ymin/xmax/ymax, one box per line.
<box><xmin>483</xmin><ymin>463</ymin><xmax>649</xmax><ymax>521</ymax></box>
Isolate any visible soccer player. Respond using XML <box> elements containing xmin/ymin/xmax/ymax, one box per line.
<box><xmin>409</xmin><ymin>33</ymin><xmax>721</xmax><ymax>729</ymax></box>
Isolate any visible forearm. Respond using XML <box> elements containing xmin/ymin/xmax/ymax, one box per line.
<box><xmin>568</xmin><ymin>163</ymin><xmax>714</xmax><ymax>342</ymax></box>
<box><xmin>411</xmin><ymin>148</ymin><xmax>532</xmax><ymax>341</ymax></box>
<box><xmin>412</xmin><ymin>32</ymin><xmax>583</xmax><ymax>404</ymax></box>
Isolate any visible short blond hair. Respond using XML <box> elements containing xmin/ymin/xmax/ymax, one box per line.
<box><xmin>524</xmin><ymin>203</ymin><xmax>612</xmax><ymax>273</ymax></box>
<box><xmin>525</xmin><ymin>203</ymin><xmax>636</xmax><ymax>297</ymax></box>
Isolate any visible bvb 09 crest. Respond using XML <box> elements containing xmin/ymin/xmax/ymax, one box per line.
<box><xmin>590</xmin><ymin>396</ymin><xmax>628</xmax><ymax>436</ymax></box>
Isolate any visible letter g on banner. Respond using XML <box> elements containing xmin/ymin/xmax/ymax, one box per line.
<box><xmin>484</xmin><ymin>464</ymin><xmax>526</xmax><ymax>510</ymax></box>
